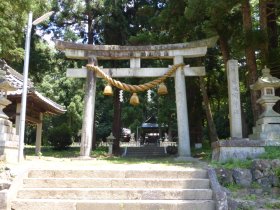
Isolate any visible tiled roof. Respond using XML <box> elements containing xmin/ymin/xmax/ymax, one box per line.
<box><xmin>0</xmin><ymin>59</ymin><xmax>66</xmax><ymax>114</ymax></box>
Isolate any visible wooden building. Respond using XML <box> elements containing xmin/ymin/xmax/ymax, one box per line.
<box><xmin>0</xmin><ymin>59</ymin><xmax>66</xmax><ymax>153</ymax></box>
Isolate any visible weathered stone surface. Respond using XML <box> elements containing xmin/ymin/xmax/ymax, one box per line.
<box><xmin>207</xmin><ymin>168</ymin><xmax>228</xmax><ymax>210</ymax></box>
<box><xmin>271</xmin><ymin>175</ymin><xmax>279</xmax><ymax>187</ymax></box>
<box><xmin>13</xmin><ymin>167</ymin><xmax>215</xmax><ymax>210</ymax></box>
<box><xmin>227</xmin><ymin>197</ymin><xmax>239</xmax><ymax>210</ymax></box>
<box><xmin>232</xmin><ymin>169</ymin><xmax>252</xmax><ymax>187</ymax></box>
<box><xmin>56</xmin><ymin>37</ymin><xmax>217</xmax><ymax>59</ymax></box>
<box><xmin>0</xmin><ymin>182</ymin><xmax>10</xmax><ymax>191</ymax></box>
<box><xmin>212</xmin><ymin>139</ymin><xmax>265</xmax><ymax>162</ymax></box>
<box><xmin>0</xmin><ymin>190</ymin><xmax>8</xmax><ymax>210</ymax></box>
<box><xmin>271</xmin><ymin>159</ymin><xmax>280</xmax><ymax>168</ymax></box>
<box><xmin>215</xmin><ymin>168</ymin><xmax>234</xmax><ymax>186</ymax></box>
<box><xmin>252</xmin><ymin>159</ymin><xmax>271</xmax><ymax>171</ymax></box>
<box><xmin>251</xmin><ymin>159</ymin><xmax>278</xmax><ymax>188</ymax></box>
<box><xmin>227</xmin><ymin>60</ymin><xmax>242</xmax><ymax>138</ymax></box>
<box><xmin>252</xmin><ymin>169</ymin><xmax>263</xmax><ymax>180</ymax></box>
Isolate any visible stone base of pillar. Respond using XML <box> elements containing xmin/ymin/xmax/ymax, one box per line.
<box><xmin>0</xmin><ymin>118</ymin><xmax>19</xmax><ymax>163</ymax></box>
<box><xmin>250</xmin><ymin>118</ymin><xmax>280</xmax><ymax>145</ymax></box>
<box><xmin>212</xmin><ymin>139</ymin><xmax>265</xmax><ymax>163</ymax></box>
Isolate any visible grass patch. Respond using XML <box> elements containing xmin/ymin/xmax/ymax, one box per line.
<box><xmin>191</xmin><ymin>147</ymin><xmax>212</xmax><ymax>162</ymax></box>
<box><xmin>243</xmin><ymin>194</ymin><xmax>257</xmax><ymax>201</ymax></box>
<box><xmin>259</xmin><ymin>146</ymin><xmax>280</xmax><ymax>159</ymax></box>
<box><xmin>210</xmin><ymin>158</ymin><xmax>253</xmax><ymax>169</ymax></box>
<box><xmin>25</xmin><ymin>146</ymin><xmax>110</xmax><ymax>158</ymax></box>
<box><xmin>25</xmin><ymin>146</ymin><xmax>81</xmax><ymax>158</ymax></box>
<box><xmin>224</xmin><ymin>183</ymin><xmax>242</xmax><ymax>192</ymax></box>
<box><xmin>265</xmin><ymin>202</ymin><xmax>280</xmax><ymax>209</ymax></box>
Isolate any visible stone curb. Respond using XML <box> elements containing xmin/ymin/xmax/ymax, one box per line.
<box><xmin>208</xmin><ymin>168</ymin><xmax>228</xmax><ymax>210</ymax></box>
<box><xmin>2</xmin><ymin>166</ymin><xmax>28</xmax><ymax>210</ymax></box>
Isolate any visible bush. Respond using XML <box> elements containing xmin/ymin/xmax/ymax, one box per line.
<box><xmin>48</xmin><ymin>124</ymin><xmax>73</xmax><ymax>150</ymax></box>
<box><xmin>166</xmin><ymin>146</ymin><xmax>178</xmax><ymax>155</ymax></box>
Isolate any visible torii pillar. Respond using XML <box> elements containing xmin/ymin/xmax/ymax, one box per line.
<box><xmin>174</xmin><ymin>56</ymin><xmax>191</xmax><ymax>157</ymax></box>
<box><xmin>80</xmin><ymin>57</ymin><xmax>97</xmax><ymax>157</ymax></box>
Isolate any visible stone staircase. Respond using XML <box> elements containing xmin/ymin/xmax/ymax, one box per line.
<box><xmin>124</xmin><ymin>145</ymin><xmax>167</xmax><ymax>158</ymax></box>
<box><xmin>11</xmin><ymin>168</ymin><xmax>215</xmax><ymax>210</ymax></box>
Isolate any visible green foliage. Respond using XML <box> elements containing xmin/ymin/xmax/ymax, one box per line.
<box><xmin>273</xmin><ymin>167</ymin><xmax>280</xmax><ymax>181</ymax></box>
<box><xmin>91</xmin><ymin>146</ymin><xmax>108</xmax><ymax>157</ymax></box>
<box><xmin>259</xmin><ymin>147</ymin><xmax>280</xmax><ymax>159</ymax></box>
<box><xmin>25</xmin><ymin>146</ymin><xmax>80</xmax><ymax>158</ymax></box>
<box><xmin>210</xmin><ymin>159</ymin><xmax>252</xmax><ymax>169</ymax></box>
<box><xmin>48</xmin><ymin>123</ymin><xmax>73</xmax><ymax>150</ymax></box>
<box><xmin>243</xmin><ymin>194</ymin><xmax>257</xmax><ymax>201</ymax></box>
<box><xmin>265</xmin><ymin>202</ymin><xmax>280</xmax><ymax>209</ymax></box>
<box><xmin>0</xmin><ymin>0</ymin><xmax>51</xmax><ymax>62</ymax></box>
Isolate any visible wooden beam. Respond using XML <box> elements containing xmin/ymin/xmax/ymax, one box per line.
<box><xmin>26</xmin><ymin>115</ymin><xmax>42</xmax><ymax>124</ymax></box>
<box><xmin>67</xmin><ymin>66</ymin><xmax>206</xmax><ymax>78</ymax></box>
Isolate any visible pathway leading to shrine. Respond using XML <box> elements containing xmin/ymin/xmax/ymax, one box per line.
<box><xmin>5</xmin><ymin>157</ymin><xmax>215</xmax><ymax>210</ymax></box>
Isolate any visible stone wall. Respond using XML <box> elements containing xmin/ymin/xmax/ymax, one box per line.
<box><xmin>215</xmin><ymin>159</ymin><xmax>280</xmax><ymax>210</ymax></box>
<box><xmin>0</xmin><ymin>118</ymin><xmax>19</xmax><ymax>163</ymax></box>
<box><xmin>216</xmin><ymin>159</ymin><xmax>280</xmax><ymax>189</ymax></box>
<box><xmin>0</xmin><ymin>166</ymin><xmax>12</xmax><ymax>210</ymax></box>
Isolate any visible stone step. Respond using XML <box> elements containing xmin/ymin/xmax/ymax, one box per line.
<box><xmin>17</xmin><ymin>188</ymin><xmax>213</xmax><ymax>200</ymax></box>
<box><xmin>125</xmin><ymin>154</ymin><xmax>167</xmax><ymax>157</ymax></box>
<box><xmin>126</xmin><ymin>148</ymin><xmax>165</xmax><ymax>152</ymax></box>
<box><xmin>23</xmin><ymin>178</ymin><xmax>210</xmax><ymax>189</ymax></box>
<box><xmin>28</xmin><ymin>169</ymin><xmax>208</xmax><ymax>179</ymax></box>
<box><xmin>12</xmin><ymin>199</ymin><xmax>216</xmax><ymax>210</ymax></box>
<box><xmin>125</xmin><ymin>152</ymin><xmax>166</xmax><ymax>155</ymax></box>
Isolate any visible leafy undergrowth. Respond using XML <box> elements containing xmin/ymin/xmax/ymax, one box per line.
<box><xmin>259</xmin><ymin>146</ymin><xmax>280</xmax><ymax>159</ymax></box>
<box><xmin>210</xmin><ymin>159</ymin><xmax>253</xmax><ymax>169</ymax></box>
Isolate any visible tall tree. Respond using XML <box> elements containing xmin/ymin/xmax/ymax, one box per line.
<box><xmin>241</xmin><ymin>0</ymin><xmax>260</xmax><ymax>122</ymax></box>
<box><xmin>0</xmin><ymin>0</ymin><xmax>51</xmax><ymax>62</ymax></box>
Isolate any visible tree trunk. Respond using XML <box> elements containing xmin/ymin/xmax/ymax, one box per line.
<box><xmin>112</xmin><ymin>88</ymin><xmax>121</xmax><ymax>155</ymax></box>
<box><xmin>199</xmin><ymin>77</ymin><xmax>219</xmax><ymax>143</ymax></box>
<box><xmin>259</xmin><ymin>0</ymin><xmax>269</xmax><ymax>63</ymax></box>
<box><xmin>267</xmin><ymin>0</ymin><xmax>278</xmax><ymax>49</ymax></box>
<box><xmin>241</xmin><ymin>0</ymin><xmax>260</xmax><ymax>123</ymax></box>
<box><xmin>219</xmin><ymin>35</ymin><xmax>230</xmax><ymax>66</ymax></box>
<box><xmin>85</xmin><ymin>0</ymin><xmax>94</xmax><ymax>45</ymax></box>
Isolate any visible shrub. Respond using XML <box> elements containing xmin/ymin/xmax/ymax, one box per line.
<box><xmin>166</xmin><ymin>146</ymin><xmax>178</xmax><ymax>155</ymax></box>
<box><xmin>48</xmin><ymin>124</ymin><xmax>73</xmax><ymax>150</ymax></box>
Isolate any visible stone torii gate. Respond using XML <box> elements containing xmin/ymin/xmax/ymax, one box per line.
<box><xmin>56</xmin><ymin>37</ymin><xmax>217</xmax><ymax>159</ymax></box>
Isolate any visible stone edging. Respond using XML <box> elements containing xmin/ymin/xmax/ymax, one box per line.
<box><xmin>1</xmin><ymin>166</ymin><xmax>28</xmax><ymax>210</ymax></box>
<box><xmin>207</xmin><ymin>168</ymin><xmax>228</xmax><ymax>210</ymax></box>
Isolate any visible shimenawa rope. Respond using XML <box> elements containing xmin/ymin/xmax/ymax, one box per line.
<box><xmin>86</xmin><ymin>63</ymin><xmax>185</xmax><ymax>93</ymax></box>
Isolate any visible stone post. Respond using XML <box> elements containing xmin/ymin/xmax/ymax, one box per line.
<box><xmin>80</xmin><ymin>57</ymin><xmax>97</xmax><ymax>157</ymax></box>
<box><xmin>15</xmin><ymin>103</ymin><xmax>21</xmax><ymax>135</ymax></box>
<box><xmin>35</xmin><ymin>113</ymin><xmax>43</xmax><ymax>155</ymax></box>
<box><xmin>227</xmin><ymin>60</ymin><xmax>242</xmax><ymax>139</ymax></box>
<box><xmin>107</xmin><ymin>133</ymin><xmax>115</xmax><ymax>155</ymax></box>
<box><xmin>174</xmin><ymin>56</ymin><xmax>191</xmax><ymax>157</ymax></box>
